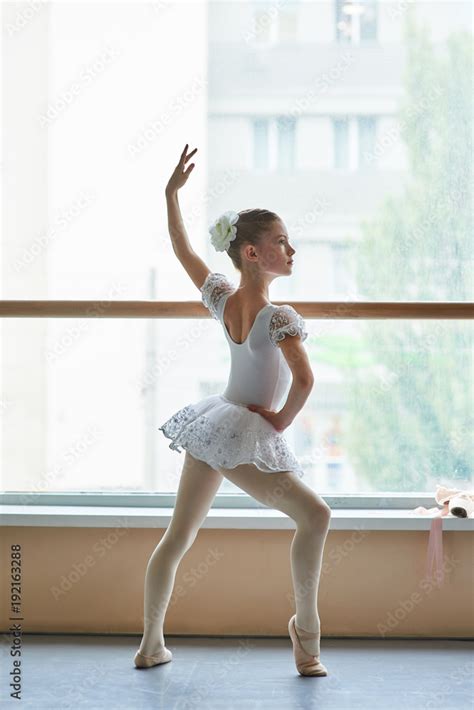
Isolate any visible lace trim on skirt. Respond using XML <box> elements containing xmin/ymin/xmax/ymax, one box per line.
<box><xmin>159</xmin><ymin>398</ymin><xmax>304</xmax><ymax>478</ymax></box>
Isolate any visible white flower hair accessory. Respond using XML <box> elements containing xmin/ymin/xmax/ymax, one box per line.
<box><xmin>208</xmin><ymin>210</ymin><xmax>239</xmax><ymax>252</ymax></box>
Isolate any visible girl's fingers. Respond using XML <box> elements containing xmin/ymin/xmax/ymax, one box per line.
<box><xmin>181</xmin><ymin>145</ymin><xmax>197</xmax><ymax>164</ymax></box>
<box><xmin>183</xmin><ymin>147</ymin><xmax>198</xmax><ymax>163</ymax></box>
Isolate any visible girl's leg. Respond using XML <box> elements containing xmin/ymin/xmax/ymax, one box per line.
<box><xmin>216</xmin><ymin>462</ymin><xmax>331</xmax><ymax>655</ymax></box>
<box><xmin>138</xmin><ymin>451</ymin><xmax>223</xmax><ymax>656</ymax></box>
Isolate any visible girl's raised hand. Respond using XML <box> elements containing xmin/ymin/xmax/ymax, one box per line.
<box><xmin>165</xmin><ymin>143</ymin><xmax>198</xmax><ymax>195</ymax></box>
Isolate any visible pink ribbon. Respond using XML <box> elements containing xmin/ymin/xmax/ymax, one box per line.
<box><xmin>412</xmin><ymin>485</ymin><xmax>473</xmax><ymax>587</ymax></box>
<box><xmin>412</xmin><ymin>503</ymin><xmax>450</xmax><ymax>586</ymax></box>
<box><xmin>413</xmin><ymin>483</ymin><xmax>461</xmax><ymax>587</ymax></box>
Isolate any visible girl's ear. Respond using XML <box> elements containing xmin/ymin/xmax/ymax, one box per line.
<box><xmin>242</xmin><ymin>243</ymin><xmax>257</xmax><ymax>262</ymax></box>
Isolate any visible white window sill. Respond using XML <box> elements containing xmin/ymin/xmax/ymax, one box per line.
<box><xmin>1</xmin><ymin>506</ymin><xmax>473</xmax><ymax>531</ymax></box>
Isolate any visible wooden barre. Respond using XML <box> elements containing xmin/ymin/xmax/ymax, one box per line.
<box><xmin>0</xmin><ymin>301</ymin><xmax>472</xmax><ymax>319</ymax></box>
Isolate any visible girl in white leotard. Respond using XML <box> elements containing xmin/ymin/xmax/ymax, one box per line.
<box><xmin>134</xmin><ymin>144</ymin><xmax>332</xmax><ymax>677</ymax></box>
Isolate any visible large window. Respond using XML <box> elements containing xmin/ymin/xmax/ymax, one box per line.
<box><xmin>2</xmin><ymin>1</ymin><xmax>472</xmax><ymax>502</ymax></box>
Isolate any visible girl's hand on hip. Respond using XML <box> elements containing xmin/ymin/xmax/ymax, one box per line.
<box><xmin>246</xmin><ymin>404</ymin><xmax>288</xmax><ymax>433</ymax></box>
<box><xmin>165</xmin><ymin>143</ymin><xmax>198</xmax><ymax>195</ymax></box>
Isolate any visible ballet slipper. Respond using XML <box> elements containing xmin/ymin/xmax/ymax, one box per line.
<box><xmin>288</xmin><ymin>614</ymin><xmax>328</xmax><ymax>677</ymax></box>
<box><xmin>434</xmin><ymin>485</ymin><xmax>474</xmax><ymax>516</ymax></box>
<box><xmin>133</xmin><ymin>647</ymin><xmax>173</xmax><ymax>668</ymax></box>
<box><xmin>448</xmin><ymin>492</ymin><xmax>474</xmax><ymax>518</ymax></box>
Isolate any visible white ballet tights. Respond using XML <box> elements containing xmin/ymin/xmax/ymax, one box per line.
<box><xmin>138</xmin><ymin>451</ymin><xmax>331</xmax><ymax>658</ymax></box>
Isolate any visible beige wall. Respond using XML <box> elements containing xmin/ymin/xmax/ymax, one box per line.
<box><xmin>1</xmin><ymin>526</ymin><xmax>473</xmax><ymax>637</ymax></box>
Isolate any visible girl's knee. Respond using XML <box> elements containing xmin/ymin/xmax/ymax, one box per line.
<box><xmin>301</xmin><ymin>500</ymin><xmax>331</xmax><ymax>531</ymax></box>
<box><xmin>161</xmin><ymin>524</ymin><xmax>197</xmax><ymax>554</ymax></box>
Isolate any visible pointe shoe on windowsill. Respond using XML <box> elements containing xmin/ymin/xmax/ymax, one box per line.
<box><xmin>133</xmin><ymin>647</ymin><xmax>173</xmax><ymax>668</ymax></box>
<box><xmin>288</xmin><ymin>614</ymin><xmax>328</xmax><ymax>677</ymax></box>
<box><xmin>449</xmin><ymin>493</ymin><xmax>474</xmax><ymax>518</ymax></box>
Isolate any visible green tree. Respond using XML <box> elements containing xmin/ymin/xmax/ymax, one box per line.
<box><xmin>344</xmin><ymin>12</ymin><xmax>473</xmax><ymax>492</ymax></box>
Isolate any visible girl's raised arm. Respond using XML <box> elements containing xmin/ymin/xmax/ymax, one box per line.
<box><xmin>164</xmin><ymin>143</ymin><xmax>211</xmax><ymax>290</ymax></box>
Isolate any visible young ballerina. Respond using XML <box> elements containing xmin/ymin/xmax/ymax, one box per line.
<box><xmin>133</xmin><ymin>143</ymin><xmax>332</xmax><ymax>676</ymax></box>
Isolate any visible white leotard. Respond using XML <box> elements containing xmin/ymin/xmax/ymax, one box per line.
<box><xmin>200</xmin><ymin>272</ymin><xmax>308</xmax><ymax>411</ymax></box>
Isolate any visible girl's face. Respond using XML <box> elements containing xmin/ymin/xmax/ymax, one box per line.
<box><xmin>258</xmin><ymin>220</ymin><xmax>296</xmax><ymax>275</ymax></box>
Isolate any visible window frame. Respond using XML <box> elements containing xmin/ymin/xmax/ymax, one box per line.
<box><xmin>0</xmin><ymin>491</ymin><xmax>449</xmax><ymax>509</ymax></box>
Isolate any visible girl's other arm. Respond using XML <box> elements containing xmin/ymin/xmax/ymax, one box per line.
<box><xmin>274</xmin><ymin>335</ymin><xmax>314</xmax><ymax>430</ymax></box>
<box><xmin>165</xmin><ymin>144</ymin><xmax>211</xmax><ymax>290</ymax></box>
<box><xmin>247</xmin><ymin>335</ymin><xmax>314</xmax><ymax>432</ymax></box>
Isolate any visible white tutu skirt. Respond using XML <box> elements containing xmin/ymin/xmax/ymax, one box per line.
<box><xmin>159</xmin><ymin>393</ymin><xmax>305</xmax><ymax>478</ymax></box>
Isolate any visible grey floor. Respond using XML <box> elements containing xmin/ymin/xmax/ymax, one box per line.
<box><xmin>0</xmin><ymin>634</ymin><xmax>473</xmax><ymax>709</ymax></box>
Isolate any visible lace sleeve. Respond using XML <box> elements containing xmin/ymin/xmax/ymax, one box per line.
<box><xmin>269</xmin><ymin>305</ymin><xmax>308</xmax><ymax>347</ymax></box>
<box><xmin>200</xmin><ymin>272</ymin><xmax>235</xmax><ymax>320</ymax></box>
